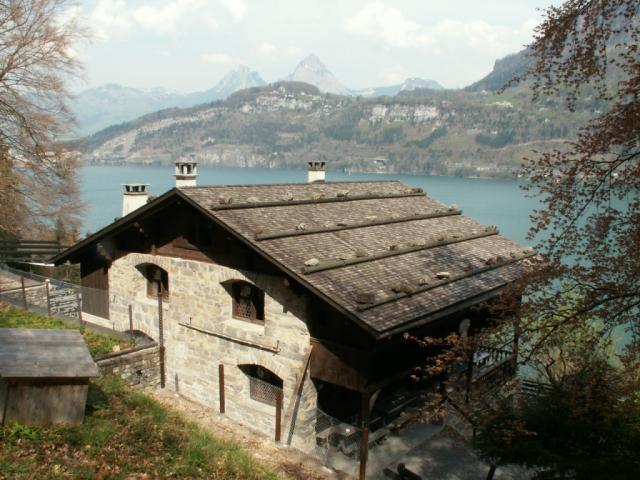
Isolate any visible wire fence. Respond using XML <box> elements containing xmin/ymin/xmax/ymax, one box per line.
<box><xmin>0</xmin><ymin>264</ymin><xmax>83</xmax><ymax>321</ymax></box>
<box><xmin>0</xmin><ymin>264</ymin><xmax>137</xmax><ymax>342</ymax></box>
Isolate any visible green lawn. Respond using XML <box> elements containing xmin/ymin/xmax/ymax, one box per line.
<box><xmin>0</xmin><ymin>306</ymin><xmax>132</xmax><ymax>357</ymax></box>
<box><xmin>0</xmin><ymin>377</ymin><xmax>283</xmax><ymax>480</ymax></box>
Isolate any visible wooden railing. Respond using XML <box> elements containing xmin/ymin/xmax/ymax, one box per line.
<box><xmin>0</xmin><ymin>240</ymin><xmax>68</xmax><ymax>262</ymax></box>
<box><xmin>471</xmin><ymin>352</ymin><xmax>517</xmax><ymax>395</ymax></box>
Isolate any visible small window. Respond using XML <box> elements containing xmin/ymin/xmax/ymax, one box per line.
<box><xmin>239</xmin><ymin>364</ymin><xmax>283</xmax><ymax>406</ymax></box>
<box><xmin>232</xmin><ymin>281</ymin><xmax>264</xmax><ymax>324</ymax></box>
<box><xmin>139</xmin><ymin>264</ymin><xmax>169</xmax><ymax>299</ymax></box>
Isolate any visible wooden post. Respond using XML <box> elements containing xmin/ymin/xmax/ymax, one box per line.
<box><xmin>128</xmin><ymin>304</ymin><xmax>134</xmax><ymax>342</ymax></box>
<box><xmin>486</xmin><ymin>465</ymin><xmax>497</xmax><ymax>480</ymax></box>
<box><xmin>465</xmin><ymin>341</ymin><xmax>476</xmax><ymax>405</ymax></box>
<box><xmin>20</xmin><ymin>277</ymin><xmax>27</xmax><ymax>309</ymax></box>
<box><xmin>275</xmin><ymin>389</ymin><xmax>283</xmax><ymax>443</ymax></box>
<box><xmin>513</xmin><ymin>316</ymin><xmax>521</xmax><ymax>361</ymax></box>
<box><xmin>76</xmin><ymin>290</ymin><xmax>83</xmax><ymax>325</ymax></box>
<box><xmin>45</xmin><ymin>280</ymin><xmax>51</xmax><ymax>317</ymax></box>
<box><xmin>158</xmin><ymin>294</ymin><xmax>165</xmax><ymax>389</ymax></box>
<box><xmin>359</xmin><ymin>390</ymin><xmax>371</xmax><ymax>480</ymax></box>
<box><xmin>219</xmin><ymin>364</ymin><xmax>225</xmax><ymax>413</ymax></box>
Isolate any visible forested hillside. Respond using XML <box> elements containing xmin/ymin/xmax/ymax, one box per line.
<box><xmin>77</xmin><ymin>79</ymin><xmax>603</xmax><ymax>178</ymax></box>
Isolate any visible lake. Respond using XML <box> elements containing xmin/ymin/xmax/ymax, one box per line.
<box><xmin>80</xmin><ymin>165</ymin><xmax>539</xmax><ymax>246</ymax></box>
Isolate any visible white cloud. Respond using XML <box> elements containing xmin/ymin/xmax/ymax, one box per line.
<box><xmin>345</xmin><ymin>2</ymin><xmax>537</xmax><ymax>58</ymax></box>
<box><xmin>256</xmin><ymin>43</ymin><xmax>302</xmax><ymax>59</ymax></box>
<box><xmin>345</xmin><ymin>2</ymin><xmax>431</xmax><ymax>48</ymax></box>
<box><xmin>89</xmin><ymin>0</ymin><xmax>211</xmax><ymax>39</ymax></box>
<box><xmin>258</xmin><ymin>42</ymin><xmax>278</xmax><ymax>56</ymax></box>
<box><xmin>219</xmin><ymin>0</ymin><xmax>247</xmax><ymax>21</ymax></box>
<box><xmin>200</xmin><ymin>52</ymin><xmax>235</xmax><ymax>64</ymax></box>
<box><xmin>132</xmin><ymin>0</ymin><xmax>207</xmax><ymax>35</ymax></box>
<box><xmin>206</xmin><ymin>15</ymin><xmax>219</xmax><ymax>30</ymax></box>
<box><xmin>90</xmin><ymin>0</ymin><xmax>132</xmax><ymax>40</ymax></box>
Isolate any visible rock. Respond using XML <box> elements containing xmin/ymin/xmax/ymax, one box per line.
<box><xmin>392</xmin><ymin>283</ymin><xmax>414</xmax><ymax>294</ymax></box>
<box><xmin>246</xmin><ymin>196</ymin><xmax>259</xmax><ymax>203</ymax></box>
<box><xmin>355</xmin><ymin>292</ymin><xmax>376</xmax><ymax>304</ymax></box>
<box><xmin>337</xmin><ymin>190</ymin><xmax>350</xmax><ymax>198</ymax></box>
<box><xmin>304</xmin><ymin>258</ymin><xmax>319</xmax><ymax>267</ymax></box>
<box><xmin>354</xmin><ymin>249</ymin><xmax>368</xmax><ymax>258</ymax></box>
<box><xmin>436</xmin><ymin>271</ymin><xmax>451</xmax><ymax>280</ymax></box>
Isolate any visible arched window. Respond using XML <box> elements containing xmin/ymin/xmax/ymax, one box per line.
<box><xmin>238</xmin><ymin>364</ymin><xmax>283</xmax><ymax>406</ymax></box>
<box><xmin>137</xmin><ymin>264</ymin><xmax>169</xmax><ymax>299</ymax></box>
<box><xmin>231</xmin><ymin>281</ymin><xmax>264</xmax><ymax>324</ymax></box>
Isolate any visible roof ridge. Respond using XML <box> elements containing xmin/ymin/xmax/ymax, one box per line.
<box><xmin>179</xmin><ymin>179</ymin><xmax>405</xmax><ymax>189</ymax></box>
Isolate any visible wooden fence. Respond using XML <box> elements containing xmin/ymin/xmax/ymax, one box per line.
<box><xmin>0</xmin><ymin>239</ymin><xmax>68</xmax><ymax>263</ymax></box>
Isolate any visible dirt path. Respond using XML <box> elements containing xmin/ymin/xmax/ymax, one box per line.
<box><xmin>149</xmin><ymin>390</ymin><xmax>349</xmax><ymax>480</ymax></box>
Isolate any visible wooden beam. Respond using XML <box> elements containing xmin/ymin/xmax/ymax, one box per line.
<box><xmin>210</xmin><ymin>191</ymin><xmax>425</xmax><ymax>211</ymax></box>
<box><xmin>219</xmin><ymin>364</ymin><xmax>225</xmax><ymax>414</ymax></box>
<box><xmin>256</xmin><ymin>210</ymin><xmax>462</xmax><ymax>241</ymax></box>
<box><xmin>275</xmin><ymin>389</ymin><xmax>283</xmax><ymax>443</ymax></box>
<box><xmin>359</xmin><ymin>390</ymin><xmax>371</xmax><ymax>480</ymax></box>
<box><xmin>357</xmin><ymin>251</ymin><xmax>536</xmax><ymax>311</ymax></box>
<box><xmin>283</xmin><ymin>344</ymin><xmax>314</xmax><ymax>445</ymax></box>
<box><xmin>304</xmin><ymin>227</ymin><xmax>497</xmax><ymax>274</ymax></box>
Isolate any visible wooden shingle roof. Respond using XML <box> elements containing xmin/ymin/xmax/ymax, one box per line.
<box><xmin>0</xmin><ymin>329</ymin><xmax>99</xmax><ymax>378</ymax></box>
<box><xmin>53</xmin><ymin>180</ymin><xmax>531</xmax><ymax>338</ymax></box>
<box><xmin>179</xmin><ymin>180</ymin><xmax>532</xmax><ymax>336</ymax></box>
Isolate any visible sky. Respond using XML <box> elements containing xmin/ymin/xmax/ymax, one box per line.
<box><xmin>71</xmin><ymin>0</ymin><xmax>559</xmax><ymax>93</ymax></box>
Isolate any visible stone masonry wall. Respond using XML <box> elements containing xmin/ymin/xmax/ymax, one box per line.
<box><xmin>106</xmin><ymin>252</ymin><xmax>319</xmax><ymax>451</ymax></box>
<box><xmin>96</xmin><ymin>343</ymin><xmax>161</xmax><ymax>390</ymax></box>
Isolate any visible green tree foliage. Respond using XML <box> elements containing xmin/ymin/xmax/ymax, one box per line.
<box><xmin>474</xmin><ymin>354</ymin><xmax>640</xmax><ymax>479</ymax></box>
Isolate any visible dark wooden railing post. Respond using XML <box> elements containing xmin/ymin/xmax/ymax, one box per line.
<box><xmin>128</xmin><ymin>304</ymin><xmax>134</xmax><ymax>342</ymax></box>
<box><xmin>76</xmin><ymin>290</ymin><xmax>83</xmax><ymax>325</ymax></box>
<box><xmin>359</xmin><ymin>390</ymin><xmax>371</xmax><ymax>480</ymax></box>
<box><xmin>219</xmin><ymin>364</ymin><xmax>225</xmax><ymax>413</ymax></box>
<box><xmin>275</xmin><ymin>389</ymin><xmax>283</xmax><ymax>442</ymax></box>
<box><xmin>45</xmin><ymin>280</ymin><xmax>51</xmax><ymax>317</ymax></box>
<box><xmin>158</xmin><ymin>294</ymin><xmax>165</xmax><ymax>389</ymax></box>
<box><xmin>20</xmin><ymin>277</ymin><xmax>27</xmax><ymax>309</ymax></box>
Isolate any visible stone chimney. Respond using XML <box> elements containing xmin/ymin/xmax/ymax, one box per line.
<box><xmin>122</xmin><ymin>183</ymin><xmax>149</xmax><ymax>216</ymax></box>
<box><xmin>174</xmin><ymin>160</ymin><xmax>198</xmax><ymax>188</ymax></box>
<box><xmin>307</xmin><ymin>161</ymin><xmax>326</xmax><ymax>183</ymax></box>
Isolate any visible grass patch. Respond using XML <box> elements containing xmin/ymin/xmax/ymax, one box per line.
<box><xmin>0</xmin><ymin>306</ymin><xmax>132</xmax><ymax>357</ymax></box>
<box><xmin>0</xmin><ymin>376</ymin><xmax>284</xmax><ymax>480</ymax></box>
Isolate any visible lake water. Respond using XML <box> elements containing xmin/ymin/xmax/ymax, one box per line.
<box><xmin>79</xmin><ymin>165</ymin><xmax>539</xmax><ymax>246</ymax></box>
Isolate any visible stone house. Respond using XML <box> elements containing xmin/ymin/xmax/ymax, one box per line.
<box><xmin>53</xmin><ymin>162</ymin><xmax>531</xmax><ymax>475</ymax></box>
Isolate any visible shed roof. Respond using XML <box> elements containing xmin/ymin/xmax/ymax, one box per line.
<box><xmin>0</xmin><ymin>329</ymin><xmax>99</xmax><ymax>378</ymax></box>
<box><xmin>53</xmin><ymin>180</ymin><xmax>532</xmax><ymax>338</ymax></box>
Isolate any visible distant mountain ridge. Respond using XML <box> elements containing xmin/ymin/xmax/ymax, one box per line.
<box><xmin>465</xmin><ymin>48</ymin><xmax>532</xmax><ymax>92</ymax></box>
<box><xmin>285</xmin><ymin>54</ymin><xmax>349</xmax><ymax>95</ymax></box>
<box><xmin>72</xmin><ymin>54</ymin><xmax>444</xmax><ymax>135</ymax></box>
<box><xmin>72</xmin><ymin>66</ymin><xmax>265</xmax><ymax>135</ymax></box>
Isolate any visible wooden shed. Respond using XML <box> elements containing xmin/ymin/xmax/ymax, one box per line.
<box><xmin>0</xmin><ymin>328</ymin><xmax>99</xmax><ymax>426</ymax></box>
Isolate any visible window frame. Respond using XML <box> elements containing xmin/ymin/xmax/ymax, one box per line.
<box><xmin>139</xmin><ymin>264</ymin><xmax>169</xmax><ymax>300</ymax></box>
<box><xmin>240</xmin><ymin>364</ymin><xmax>283</xmax><ymax>406</ymax></box>
<box><xmin>231</xmin><ymin>281</ymin><xmax>264</xmax><ymax>324</ymax></box>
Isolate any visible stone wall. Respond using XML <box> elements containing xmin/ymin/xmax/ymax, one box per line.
<box><xmin>96</xmin><ymin>343</ymin><xmax>161</xmax><ymax>390</ymax></box>
<box><xmin>106</xmin><ymin>252</ymin><xmax>319</xmax><ymax>451</ymax></box>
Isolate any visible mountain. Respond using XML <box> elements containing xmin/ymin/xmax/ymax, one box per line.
<box><xmin>71</xmin><ymin>66</ymin><xmax>266</xmax><ymax>136</ymax></box>
<box><xmin>71</xmin><ymin>84</ymin><xmax>185</xmax><ymax>137</ymax></box>
<box><xmin>465</xmin><ymin>49</ymin><xmax>533</xmax><ymax>92</ymax></box>
<box><xmin>353</xmin><ymin>77</ymin><xmax>445</xmax><ymax>97</ymax></box>
<box><xmin>285</xmin><ymin>54</ymin><xmax>349</xmax><ymax>95</ymax></box>
<box><xmin>76</xmin><ymin>80</ymin><xmax>597</xmax><ymax>179</ymax></box>
<box><xmin>186</xmin><ymin>65</ymin><xmax>266</xmax><ymax>106</ymax></box>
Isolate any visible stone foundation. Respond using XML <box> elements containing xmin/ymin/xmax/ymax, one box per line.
<box><xmin>96</xmin><ymin>343</ymin><xmax>161</xmax><ymax>390</ymax></box>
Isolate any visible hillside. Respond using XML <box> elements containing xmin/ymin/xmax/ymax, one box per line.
<box><xmin>77</xmin><ymin>79</ymin><xmax>602</xmax><ymax>178</ymax></box>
